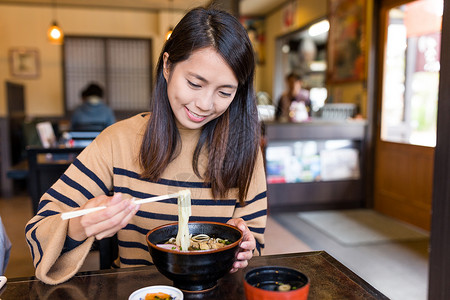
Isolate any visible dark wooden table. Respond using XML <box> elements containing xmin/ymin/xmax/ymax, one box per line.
<box><xmin>0</xmin><ymin>251</ymin><xmax>388</xmax><ymax>299</ymax></box>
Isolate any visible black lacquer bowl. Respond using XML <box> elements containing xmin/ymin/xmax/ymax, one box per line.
<box><xmin>146</xmin><ymin>221</ymin><xmax>243</xmax><ymax>292</ymax></box>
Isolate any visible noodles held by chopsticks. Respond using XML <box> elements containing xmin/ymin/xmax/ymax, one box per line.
<box><xmin>175</xmin><ymin>189</ymin><xmax>191</xmax><ymax>251</ymax></box>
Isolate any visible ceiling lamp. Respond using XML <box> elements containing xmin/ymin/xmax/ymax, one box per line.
<box><xmin>308</xmin><ymin>20</ymin><xmax>330</xmax><ymax>37</ymax></box>
<box><xmin>165</xmin><ymin>27</ymin><xmax>173</xmax><ymax>41</ymax></box>
<box><xmin>48</xmin><ymin>22</ymin><xmax>64</xmax><ymax>45</ymax></box>
<box><xmin>48</xmin><ymin>0</ymin><xmax>64</xmax><ymax>45</ymax></box>
<box><xmin>165</xmin><ymin>0</ymin><xmax>174</xmax><ymax>40</ymax></box>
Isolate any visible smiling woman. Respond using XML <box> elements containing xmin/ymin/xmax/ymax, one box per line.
<box><xmin>25</xmin><ymin>7</ymin><xmax>267</xmax><ymax>285</ymax></box>
<box><xmin>140</xmin><ymin>6</ymin><xmax>259</xmax><ymax>203</ymax></box>
<box><xmin>163</xmin><ymin>48</ymin><xmax>238</xmax><ymax>129</ymax></box>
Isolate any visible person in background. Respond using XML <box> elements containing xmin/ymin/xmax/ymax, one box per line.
<box><xmin>71</xmin><ymin>83</ymin><xmax>116</xmax><ymax>131</ymax></box>
<box><xmin>275</xmin><ymin>73</ymin><xmax>311</xmax><ymax>122</ymax></box>
<box><xmin>25</xmin><ymin>7</ymin><xmax>267</xmax><ymax>285</ymax></box>
<box><xmin>0</xmin><ymin>216</ymin><xmax>11</xmax><ymax>275</ymax></box>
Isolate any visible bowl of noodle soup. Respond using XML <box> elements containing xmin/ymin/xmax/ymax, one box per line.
<box><xmin>146</xmin><ymin>221</ymin><xmax>243</xmax><ymax>292</ymax></box>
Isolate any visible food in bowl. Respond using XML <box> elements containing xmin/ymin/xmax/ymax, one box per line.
<box><xmin>277</xmin><ymin>283</ymin><xmax>297</xmax><ymax>291</ymax></box>
<box><xmin>244</xmin><ymin>266</ymin><xmax>310</xmax><ymax>300</ymax></box>
<box><xmin>146</xmin><ymin>221</ymin><xmax>243</xmax><ymax>292</ymax></box>
<box><xmin>157</xmin><ymin>234</ymin><xmax>231</xmax><ymax>251</ymax></box>
<box><xmin>128</xmin><ymin>285</ymin><xmax>183</xmax><ymax>300</ymax></box>
<box><xmin>161</xmin><ymin>190</ymin><xmax>231</xmax><ymax>251</ymax></box>
<box><xmin>144</xmin><ymin>292</ymin><xmax>173</xmax><ymax>300</ymax></box>
<box><xmin>174</xmin><ymin>190</ymin><xmax>191</xmax><ymax>251</ymax></box>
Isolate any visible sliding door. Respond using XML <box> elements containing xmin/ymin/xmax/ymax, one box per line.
<box><xmin>374</xmin><ymin>0</ymin><xmax>443</xmax><ymax>230</ymax></box>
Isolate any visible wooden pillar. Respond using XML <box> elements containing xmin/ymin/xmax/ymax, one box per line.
<box><xmin>209</xmin><ymin>0</ymin><xmax>239</xmax><ymax>18</ymax></box>
<box><xmin>428</xmin><ymin>0</ymin><xmax>450</xmax><ymax>299</ymax></box>
<box><xmin>0</xmin><ymin>117</ymin><xmax>13</xmax><ymax>197</ymax></box>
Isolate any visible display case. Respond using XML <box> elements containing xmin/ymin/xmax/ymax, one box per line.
<box><xmin>263</xmin><ymin>120</ymin><xmax>367</xmax><ymax>212</ymax></box>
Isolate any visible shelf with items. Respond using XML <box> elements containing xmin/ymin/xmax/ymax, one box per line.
<box><xmin>263</xmin><ymin>120</ymin><xmax>367</xmax><ymax>212</ymax></box>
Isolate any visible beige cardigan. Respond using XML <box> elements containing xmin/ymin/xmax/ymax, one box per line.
<box><xmin>25</xmin><ymin>113</ymin><xmax>267</xmax><ymax>284</ymax></box>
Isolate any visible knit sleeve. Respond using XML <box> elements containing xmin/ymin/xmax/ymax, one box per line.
<box><xmin>25</xmin><ymin>133</ymin><xmax>115</xmax><ymax>285</ymax></box>
<box><xmin>231</xmin><ymin>148</ymin><xmax>267</xmax><ymax>255</ymax></box>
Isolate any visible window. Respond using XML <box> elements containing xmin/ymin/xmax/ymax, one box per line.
<box><xmin>381</xmin><ymin>0</ymin><xmax>442</xmax><ymax>147</ymax></box>
<box><xmin>63</xmin><ymin>37</ymin><xmax>152</xmax><ymax>119</ymax></box>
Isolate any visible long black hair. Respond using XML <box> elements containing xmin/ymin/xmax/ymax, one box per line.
<box><xmin>139</xmin><ymin>7</ymin><xmax>259</xmax><ymax>204</ymax></box>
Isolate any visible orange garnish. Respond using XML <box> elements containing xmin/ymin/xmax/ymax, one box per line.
<box><xmin>144</xmin><ymin>292</ymin><xmax>173</xmax><ymax>300</ymax></box>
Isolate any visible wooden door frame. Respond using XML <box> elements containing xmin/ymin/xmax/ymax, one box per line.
<box><xmin>429</xmin><ymin>0</ymin><xmax>450</xmax><ymax>297</ymax></box>
<box><xmin>366</xmin><ymin>0</ymin><xmax>410</xmax><ymax>209</ymax></box>
<box><xmin>370</xmin><ymin>0</ymin><xmax>449</xmax><ymax>297</ymax></box>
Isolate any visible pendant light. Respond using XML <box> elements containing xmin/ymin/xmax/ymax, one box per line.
<box><xmin>165</xmin><ymin>27</ymin><xmax>173</xmax><ymax>41</ymax></box>
<box><xmin>165</xmin><ymin>0</ymin><xmax>174</xmax><ymax>40</ymax></box>
<box><xmin>47</xmin><ymin>0</ymin><xmax>64</xmax><ymax>45</ymax></box>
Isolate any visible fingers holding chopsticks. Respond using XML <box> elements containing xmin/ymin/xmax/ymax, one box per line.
<box><xmin>61</xmin><ymin>192</ymin><xmax>182</xmax><ymax>220</ymax></box>
<box><xmin>67</xmin><ymin>193</ymin><xmax>140</xmax><ymax>241</ymax></box>
<box><xmin>64</xmin><ymin>190</ymin><xmax>188</xmax><ymax>240</ymax></box>
<box><xmin>84</xmin><ymin>193</ymin><xmax>140</xmax><ymax>240</ymax></box>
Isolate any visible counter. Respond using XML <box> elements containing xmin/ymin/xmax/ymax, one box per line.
<box><xmin>263</xmin><ymin>120</ymin><xmax>367</xmax><ymax>212</ymax></box>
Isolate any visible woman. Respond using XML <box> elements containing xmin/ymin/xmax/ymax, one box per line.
<box><xmin>275</xmin><ymin>73</ymin><xmax>311</xmax><ymax>122</ymax></box>
<box><xmin>25</xmin><ymin>7</ymin><xmax>267</xmax><ymax>285</ymax></box>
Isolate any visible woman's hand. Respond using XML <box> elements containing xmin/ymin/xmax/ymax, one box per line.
<box><xmin>68</xmin><ymin>193</ymin><xmax>140</xmax><ymax>241</ymax></box>
<box><xmin>226</xmin><ymin>218</ymin><xmax>256</xmax><ymax>273</ymax></box>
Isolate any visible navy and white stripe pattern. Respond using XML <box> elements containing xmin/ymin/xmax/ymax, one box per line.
<box><xmin>25</xmin><ymin>114</ymin><xmax>267</xmax><ymax>284</ymax></box>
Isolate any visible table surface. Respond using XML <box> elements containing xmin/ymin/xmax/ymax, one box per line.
<box><xmin>0</xmin><ymin>251</ymin><xmax>388</xmax><ymax>299</ymax></box>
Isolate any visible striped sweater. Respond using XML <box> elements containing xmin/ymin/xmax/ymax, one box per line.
<box><xmin>25</xmin><ymin>113</ymin><xmax>267</xmax><ymax>285</ymax></box>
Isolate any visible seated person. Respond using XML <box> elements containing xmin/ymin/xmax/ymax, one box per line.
<box><xmin>0</xmin><ymin>216</ymin><xmax>11</xmax><ymax>275</ymax></box>
<box><xmin>275</xmin><ymin>73</ymin><xmax>311</xmax><ymax>122</ymax></box>
<box><xmin>71</xmin><ymin>83</ymin><xmax>116</xmax><ymax>131</ymax></box>
<box><xmin>25</xmin><ymin>7</ymin><xmax>266</xmax><ymax>285</ymax></box>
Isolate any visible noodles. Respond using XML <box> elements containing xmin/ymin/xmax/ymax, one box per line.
<box><xmin>189</xmin><ymin>234</ymin><xmax>231</xmax><ymax>250</ymax></box>
<box><xmin>156</xmin><ymin>189</ymin><xmax>232</xmax><ymax>252</ymax></box>
<box><xmin>160</xmin><ymin>234</ymin><xmax>232</xmax><ymax>251</ymax></box>
<box><xmin>175</xmin><ymin>189</ymin><xmax>191</xmax><ymax>251</ymax></box>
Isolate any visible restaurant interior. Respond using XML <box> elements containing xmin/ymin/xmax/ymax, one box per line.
<box><xmin>0</xmin><ymin>0</ymin><xmax>449</xmax><ymax>299</ymax></box>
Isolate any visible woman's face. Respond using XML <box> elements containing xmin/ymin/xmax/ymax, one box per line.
<box><xmin>163</xmin><ymin>47</ymin><xmax>238</xmax><ymax>130</ymax></box>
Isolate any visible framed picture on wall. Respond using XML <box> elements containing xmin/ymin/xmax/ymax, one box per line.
<box><xmin>9</xmin><ymin>48</ymin><xmax>40</xmax><ymax>79</ymax></box>
<box><xmin>327</xmin><ymin>0</ymin><xmax>366</xmax><ymax>83</ymax></box>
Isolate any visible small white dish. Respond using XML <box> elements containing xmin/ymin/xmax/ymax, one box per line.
<box><xmin>129</xmin><ymin>285</ymin><xmax>183</xmax><ymax>300</ymax></box>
